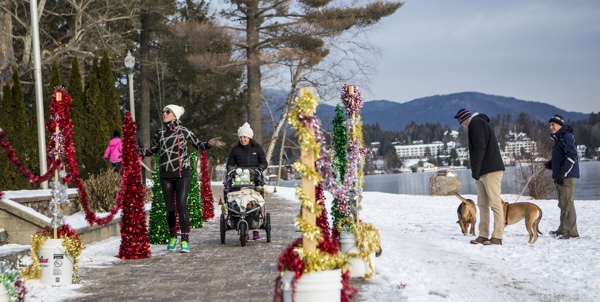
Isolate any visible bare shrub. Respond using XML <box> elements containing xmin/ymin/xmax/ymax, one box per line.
<box><xmin>516</xmin><ymin>160</ymin><xmax>555</xmax><ymax>200</ymax></box>
<box><xmin>83</xmin><ymin>168</ymin><xmax>122</xmax><ymax>212</ymax></box>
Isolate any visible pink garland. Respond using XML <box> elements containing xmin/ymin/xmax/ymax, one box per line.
<box><xmin>340</xmin><ymin>84</ymin><xmax>363</xmax><ymax>116</ymax></box>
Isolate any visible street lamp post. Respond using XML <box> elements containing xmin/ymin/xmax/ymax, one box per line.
<box><xmin>124</xmin><ymin>51</ymin><xmax>135</xmax><ymax>121</ymax></box>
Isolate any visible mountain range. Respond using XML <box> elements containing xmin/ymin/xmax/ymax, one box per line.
<box><xmin>263</xmin><ymin>90</ymin><xmax>589</xmax><ymax>131</ymax></box>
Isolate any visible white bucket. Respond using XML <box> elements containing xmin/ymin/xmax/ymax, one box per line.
<box><xmin>0</xmin><ymin>285</ymin><xmax>9</xmax><ymax>302</ymax></box>
<box><xmin>340</xmin><ymin>231</ymin><xmax>375</xmax><ymax>278</ymax></box>
<box><xmin>38</xmin><ymin>239</ymin><xmax>74</xmax><ymax>285</ymax></box>
<box><xmin>280</xmin><ymin>269</ymin><xmax>342</xmax><ymax>302</ymax></box>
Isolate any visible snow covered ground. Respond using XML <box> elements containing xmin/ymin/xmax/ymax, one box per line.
<box><xmin>3</xmin><ymin>185</ymin><xmax>599</xmax><ymax>301</ymax></box>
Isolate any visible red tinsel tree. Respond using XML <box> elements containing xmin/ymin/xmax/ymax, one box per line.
<box><xmin>200</xmin><ymin>150</ymin><xmax>215</xmax><ymax>221</ymax></box>
<box><xmin>117</xmin><ymin>111</ymin><xmax>151</xmax><ymax>259</ymax></box>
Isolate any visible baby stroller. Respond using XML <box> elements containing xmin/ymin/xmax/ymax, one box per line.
<box><xmin>220</xmin><ymin>168</ymin><xmax>271</xmax><ymax>246</ymax></box>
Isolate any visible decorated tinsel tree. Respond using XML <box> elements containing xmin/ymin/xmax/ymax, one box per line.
<box><xmin>148</xmin><ymin>152</ymin><xmax>169</xmax><ymax>244</ymax></box>
<box><xmin>0</xmin><ymin>261</ymin><xmax>26</xmax><ymax>302</ymax></box>
<box><xmin>200</xmin><ymin>150</ymin><xmax>215</xmax><ymax>221</ymax></box>
<box><xmin>188</xmin><ymin>151</ymin><xmax>203</xmax><ymax>228</ymax></box>
<box><xmin>147</xmin><ymin>151</ymin><xmax>205</xmax><ymax>242</ymax></box>
<box><xmin>117</xmin><ymin>111</ymin><xmax>151</xmax><ymax>259</ymax></box>
<box><xmin>19</xmin><ymin>88</ymin><xmax>84</xmax><ymax>283</ymax></box>
<box><xmin>275</xmin><ymin>88</ymin><xmax>356</xmax><ymax>302</ymax></box>
<box><xmin>331</xmin><ymin>104</ymin><xmax>350</xmax><ymax>236</ymax></box>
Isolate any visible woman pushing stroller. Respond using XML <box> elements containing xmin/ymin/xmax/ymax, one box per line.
<box><xmin>226</xmin><ymin>122</ymin><xmax>268</xmax><ymax>240</ymax></box>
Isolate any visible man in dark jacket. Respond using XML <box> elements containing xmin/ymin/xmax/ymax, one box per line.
<box><xmin>545</xmin><ymin>114</ymin><xmax>580</xmax><ymax>239</ymax></box>
<box><xmin>455</xmin><ymin>109</ymin><xmax>505</xmax><ymax>245</ymax></box>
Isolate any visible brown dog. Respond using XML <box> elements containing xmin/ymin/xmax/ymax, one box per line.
<box><xmin>454</xmin><ymin>194</ymin><xmax>477</xmax><ymax>236</ymax></box>
<box><xmin>502</xmin><ymin>200</ymin><xmax>543</xmax><ymax>244</ymax></box>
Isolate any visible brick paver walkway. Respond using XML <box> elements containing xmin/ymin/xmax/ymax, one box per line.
<box><xmin>63</xmin><ymin>185</ymin><xmax>366</xmax><ymax>302</ymax></box>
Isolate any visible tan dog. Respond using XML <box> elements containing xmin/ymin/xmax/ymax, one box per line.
<box><xmin>502</xmin><ymin>200</ymin><xmax>543</xmax><ymax>244</ymax></box>
<box><xmin>454</xmin><ymin>194</ymin><xmax>477</xmax><ymax>236</ymax></box>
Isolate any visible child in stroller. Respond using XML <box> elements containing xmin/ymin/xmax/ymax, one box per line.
<box><xmin>221</xmin><ymin>168</ymin><xmax>270</xmax><ymax>246</ymax></box>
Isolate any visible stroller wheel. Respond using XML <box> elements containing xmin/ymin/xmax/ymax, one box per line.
<box><xmin>239</xmin><ymin>221</ymin><xmax>247</xmax><ymax>247</ymax></box>
<box><xmin>219</xmin><ymin>214</ymin><xmax>226</xmax><ymax>244</ymax></box>
<box><xmin>265</xmin><ymin>212</ymin><xmax>271</xmax><ymax>243</ymax></box>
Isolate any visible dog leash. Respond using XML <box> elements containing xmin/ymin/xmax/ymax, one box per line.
<box><xmin>513</xmin><ymin>166</ymin><xmax>545</xmax><ymax>203</ymax></box>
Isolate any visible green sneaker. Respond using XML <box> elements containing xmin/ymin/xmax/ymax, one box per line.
<box><xmin>167</xmin><ymin>237</ymin><xmax>178</xmax><ymax>251</ymax></box>
<box><xmin>181</xmin><ymin>241</ymin><xmax>190</xmax><ymax>253</ymax></box>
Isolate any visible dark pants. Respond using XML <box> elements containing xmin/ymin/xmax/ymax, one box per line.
<box><xmin>111</xmin><ymin>162</ymin><xmax>122</xmax><ymax>173</ymax></box>
<box><xmin>555</xmin><ymin>178</ymin><xmax>578</xmax><ymax>236</ymax></box>
<box><xmin>160</xmin><ymin>177</ymin><xmax>191</xmax><ymax>236</ymax></box>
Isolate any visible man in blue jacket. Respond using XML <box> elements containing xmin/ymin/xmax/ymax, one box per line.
<box><xmin>545</xmin><ymin>114</ymin><xmax>580</xmax><ymax>239</ymax></box>
<box><xmin>455</xmin><ymin>108</ymin><xmax>505</xmax><ymax>246</ymax></box>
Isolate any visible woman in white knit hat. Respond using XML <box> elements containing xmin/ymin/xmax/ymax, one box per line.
<box><xmin>226</xmin><ymin>122</ymin><xmax>268</xmax><ymax>240</ymax></box>
<box><xmin>140</xmin><ymin>104</ymin><xmax>223</xmax><ymax>253</ymax></box>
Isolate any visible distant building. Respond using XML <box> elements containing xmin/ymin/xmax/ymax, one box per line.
<box><xmin>394</xmin><ymin>141</ymin><xmax>456</xmax><ymax>159</ymax></box>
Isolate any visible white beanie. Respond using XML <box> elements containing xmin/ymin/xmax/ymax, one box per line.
<box><xmin>163</xmin><ymin>104</ymin><xmax>185</xmax><ymax>120</ymax></box>
<box><xmin>237</xmin><ymin>122</ymin><xmax>254</xmax><ymax>139</ymax></box>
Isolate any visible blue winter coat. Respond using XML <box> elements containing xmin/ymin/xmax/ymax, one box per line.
<box><xmin>550</xmin><ymin>125</ymin><xmax>580</xmax><ymax>179</ymax></box>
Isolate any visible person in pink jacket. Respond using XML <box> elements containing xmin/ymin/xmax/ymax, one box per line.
<box><xmin>104</xmin><ymin>130</ymin><xmax>123</xmax><ymax>172</ymax></box>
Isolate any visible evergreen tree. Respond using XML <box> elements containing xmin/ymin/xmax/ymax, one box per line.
<box><xmin>99</xmin><ymin>49</ymin><xmax>122</xmax><ymax>138</ymax></box>
<box><xmin>83</xmin><ymin>57</ymin><xmax>109</xmax><ymax>177</ymax></box>
<box><xmin>0</xmin><ymin>84</ymin><xmax>17</xmax><ymax>189</ymax></box>
<box><xmin>10</xmin><ymin>69</ymin><xmax>33</xmax><ymax>189</ymax></box>
<box><xmin>69</xmin><ymin>57</ymin><xmax>87</xmax><ymax>175</ymax></box>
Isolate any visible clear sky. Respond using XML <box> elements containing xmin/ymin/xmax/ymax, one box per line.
<box><xmin>364</xmin><ymin>0</ymin><xmax>600</xmax><ymax>114</ymax></box>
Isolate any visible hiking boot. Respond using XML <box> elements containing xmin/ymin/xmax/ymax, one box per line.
<box><xmin>549</xmin><ymin>230</ymin><xmax>564</xmax><ymax>237</ymax></box>
<box><xmin>470</xmin><ymin>236</ymin><xmax>488</xmax><ymax>245</ymax></box>
<box><xmin>253</xmin><ymin>230</ymin><xmax>260</xmax><ymax>240</ymax></box>
<box><xmin>180</xmin><ymin>241</ymin><xmax>190</xmax><ymax>253</ymax></box>
<box><xmin>167</xmin><ymin>237</ymin><xmax>178</xmax><ymax>251</ymax></box>
<box><xmin>483</xmin><ymin>238</ymin><xmax>502</xmax><ymax>245</ymax></box>
<box><xmin>559</xmin><ymin>234</ymin><xmax>579</xmax><ymax>240</ymax></box>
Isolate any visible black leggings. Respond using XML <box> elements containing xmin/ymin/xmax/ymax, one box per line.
<box><xmin>160</xmin><ymin>177</ymin><xmax>191</xmax><ymax>234</ymax></box>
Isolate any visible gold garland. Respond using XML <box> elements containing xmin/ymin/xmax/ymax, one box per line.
<box><xmin>294</xmin><ymin>248</ymin><xmax>349</xmax><ymax>273</ymax></box>
<box><xmin>356</xmin><ymin>117</ymin><xmax>365</xmax><ymax>187</ymax></box>
<box><xmin>288</xmin><ymin>91</ymin><xmax>349</xmax><ymax>274</ymax></box>
<box><xmin>20</xmin><ymin>234</ymin><xmax>83</xmax><ymax>283</ymax></box>
<box><xmin>336</xmin><ymin>217</ymin><xmax>381</xmax><ymax>279</ymax></box>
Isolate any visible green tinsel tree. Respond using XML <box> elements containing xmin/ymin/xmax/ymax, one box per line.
<box><xmin>147</xmin><ymin>151</ymin><xmax>204</xmax><ymax>244</ymax></box>
<box><xmin>188</xmin><ymin>151</ymin><xmax>203</xmax><ymax>228</ymax></box>
<box><xmin>331</xmin><ymin>104</ymin><xmax>350</xmax><ymax>230</ymax></box>
<box><xmin>148</xmin><ymin>152</ymin><xmax>169</xmax><ymax>244</ymax></box>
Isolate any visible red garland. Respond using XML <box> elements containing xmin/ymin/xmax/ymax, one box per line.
<box><xmin>200</xmin><ymin>150</ymin><xmax>215</xmax><ymax>221</ymax></box>
<box><xmin>274</xmin><ymin>184</ymin><xmax>356</xmax><ymax>301</ymax></box>
<box><xmin>117</xmin><ymin>111</ymin><xmax>151</xmax><ymax>259</ymax></box>
<box><xmin>47</xmin><ymin>88</ymin><xmax>121</xmax><ymax>226</ymax></box>
<box><xmin>0</xmin><ymin>130</ymin><xmax>62</xmax><ymax>183</ymax></box>
<box><xmin>37</xmin><ymin>224</ymin><xmax>80</xmax><ymax>240</ymax></box>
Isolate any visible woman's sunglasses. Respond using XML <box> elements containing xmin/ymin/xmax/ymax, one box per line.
<box><xmin>163</xmin><ymin>109</ymin><xmax>171</xmax><ymax>115</ymax></box>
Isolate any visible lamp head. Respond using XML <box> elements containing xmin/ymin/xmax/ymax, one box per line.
<box><xmin>124</xmin><ymin>51</ymin><xmax>135</xmax><ymax>69</ymax></box>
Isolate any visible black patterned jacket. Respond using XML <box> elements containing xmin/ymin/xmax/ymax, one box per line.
<box><xmin>140</xmin><ymin>120</ymin><xmax>209</xmax><ymax>178</ymax></box>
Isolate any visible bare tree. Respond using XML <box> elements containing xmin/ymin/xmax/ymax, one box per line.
<box><xmin>219</xmin><ymin>0</ymin><xmax>404</xmax><ymax>144</ymax></box>
<box><xmin>0</xmin><ymin>0</ymin><xmax>140</xmax><ymax>82</ymax></box>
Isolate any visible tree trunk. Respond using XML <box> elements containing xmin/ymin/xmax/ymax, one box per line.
<box><xmin>0</xmin><ymin>0</ymin><xmax>13</xmax><ymax>75</ymax></box>
<box><xmin>245</xmin><ymin>2</ymin><xmax>262</xmax><ymax>144</ymax></box>
<box><xmin>139</xmin><ymin>13</ymin><xmax>152</xmax><ymax>174</ymax></box>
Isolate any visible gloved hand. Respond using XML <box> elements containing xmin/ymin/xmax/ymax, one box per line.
<box><xmin>555</xmin><ymin>174</ymin><xmax>565</xmax><ymax>185</ymax></box>
<box><xmin>102</xmin><ymin>158</ymin><xmax>107</xmax><ymax>167</ymax></box>
<box><xmin>208</xmin><ymin>137</ymin><xmax>225</xmax><ymax>148</ymax></box>
<box><xmin>471</xmin><ymin>171</ymin><xmax>480</xmax><ymax>181</ymax></box>
<box><xmin>544</xmin><ymin>160</ymin><xmax>552</xmax><ymax>170</ymax></box>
